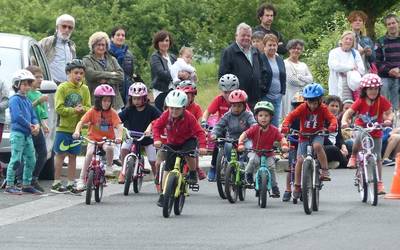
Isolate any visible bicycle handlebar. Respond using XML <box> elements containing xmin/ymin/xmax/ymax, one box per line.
<box><xmin>75</xmin><ymin>136</ymin><xmax>118</xmax><ymax>145</ymax></box>
<box><xmin>289</xmin><ymin>129</ymin><xmax>330</xmax><ymax>137</ymax></box>
<box><xmin>124</xmin><ymin>128</ymin><xmax>152</xmax><ymax>142</ymax></box>
<box><xmin>160</xmin><ymin>144</ymin><xmax>198</xmax><ymax>157</ymax></box>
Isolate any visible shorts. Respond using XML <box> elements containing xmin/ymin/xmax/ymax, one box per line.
<box><xmin>353</xmin><ymin>132</ymin><xmax>382</xmax><ymax>161</ymax></box>
<box><xmin>164</xmin><ymin>138</ymin><xmax>198</xmax><ymax>171</ymax></box>
<box><xmin>297</xmin><ymin>135</ymin><xmax>324</xmax><ymax>157</ymax></box>
<box><xmin>121</xmin><ymin>140</ymin><xmax>157</xmax><ymax>162</ymax></box>
<box><xmin>53</xmin><ymin>131</ymin><xmax>82</xmax><ymax>155</ymax></box>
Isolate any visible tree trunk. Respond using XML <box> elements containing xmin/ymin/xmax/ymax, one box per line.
<box><xmin>364</xmin><ymin>10</ymin><xmax>377</xmax><ymax>40</ymax></box>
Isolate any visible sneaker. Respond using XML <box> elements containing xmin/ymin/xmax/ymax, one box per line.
<box><xmin>141</xmin><ymin>167</ymin><xmax>151</xmax><ymax>174</ymax></box>
<box><xmin>378</xmin><ymin>181</ymin><xmax>386</xmax><ymax>195</ymax></box>
<box><xmin>31</xmin><ymin>180</ymin><xmax>45</xmax><ymax>193</ymax></box>
<box><xmin>118</xmin><ymin>172</ymin><xmax>125</xmax><ymax>184</ymax></box>
<box><xmin>157</xmin><ymin>194</ymin><xmax>164</xmax><ymax>207</ymax></box>
<box><xmin>292</xmin><ymin>185</ymin><xmax>301</xmax><ymax>200</ymax></box>
<box><xmin>186</xmin><ymin>171</ymin><xmax>198</xmax><ymax>185</ymax></box>
<box><xmin>382</xmin><ymin>158</ymin><xmax>395</xmax><ymax>166</ymax></box>
<box><xmin>113</xmin><ymin>159</ymin><xmax>122</xmax><ymax>167</ymax></box>
<box><xmin>76</xmin><ymin>180</ymin><xmax>86</xmax><ymax>191</ymax></box>
<box><xmin>22</xmin><ymin>186</ymin><xmax>42</xmax><ymax>195</ymax></box>
<box><xmin>282</xmin><ymin>191</ymin><xmax>291</xmax><ymax>202</ymax></box>
<box><xmin>5</xmin><ymin>186</ymin><xmax>22</xmax><ymax>195</ymax></box>
<box><xmin>197</xmin><ymin>167</ymin><xmax>206</xmax><ymax>180</ymax></box>
<box><xmin>207</xmin><ymin>167</ymin><xmax>216</xmax><ymax>182</ymax></box>
<box><xmin>271</xmin><ymin>186</ymin><xmax>280</xmax><ymax>198</ymax></box>
<box><xmin>66</xmin><ymin>184</ymin><xmax>82</xmax><ymax>194</ymax></box>
<box><xmin>320</xmin><ymin>169</ymin><xmax>331</xmax><ymax>181</ymax></box>
<box><xmin>50</xmin><ymin>183</ymin><xmax>68</xmax><ymax>194</ymax></box>
<box><xmin>347</xmin><ymin>155</ymin><xmax>357</xmax><ymax>169</ymax></box>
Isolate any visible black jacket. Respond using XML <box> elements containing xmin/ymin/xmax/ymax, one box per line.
<box><xmin>219</xmin><ymin>42</ymin><xmax>267</xmax><ymax>106</ymax></box>
<box><xmin>253</xmin><ymin>25</ymin><xmax>287</xmax><ymax>55</ymax></box>
<box><xmin>150</xmin><ymin>51</ymin><xmax>176</xmax><ymax>92</ymax></box>
<box><xmin>261</xmin><ymin>54</ymin><xmax>286</xmax><ymax>96</ymax></box>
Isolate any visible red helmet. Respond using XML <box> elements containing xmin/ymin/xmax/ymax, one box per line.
<box><xmin>360</xmin><ymin>73</ymin><xmax>382</xmax><ymax>88</ymax></box>
<box><xmin>228</xmin><ymin>89</ymin><xmax>248</xmax><ymax>103</ymax></box>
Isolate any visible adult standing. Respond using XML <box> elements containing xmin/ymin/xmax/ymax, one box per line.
<box><xmin>376</xmin><ymin>14</ymin><xmax>400</xmax><ymax>111</ymax></box>
<box><xmin>83</xmin><ymin>32</ymin><xmax>124</xmax><ymax>110</ymax></box>
<box><xmin>219</xmin><ymin>22</ymin><xmax>266</xmax><ymax>108</ymax></box>
<box><xmin>150</xmin><ymin>30</ymin><xmax>177</xmax><ymax>111</ymax></box>
<box><xmin>109</xmin><ymin>26</ymin><xmax>143</xmax><ymax>105</ymax></box>
<box><xmin>348</xmin><ymin>11</ymin><xmax>376</xmax><ymax>73</ymax></box>
<box><xmin>282</xmin><ymin>39</ymin><xmax>313</xmax><ymax>117</ymax></box>
<box><xmin>260</xmin><ymin>34</ymin><xmax>286</xmax><ymax>127</ymax></box>
<box><xmin>253</xmin><ymin>4</ymin><xmax>287</xmax><ymax>55</ymax></box>
<box><xmin>328</xmin><ymin>31</ymin><xmax>365</xmax><ymax>102</ymax></box>
<box><xmin>39</xmin><ymin>14</ymin><xmax>76</xmax><ymax>84</ymax></box>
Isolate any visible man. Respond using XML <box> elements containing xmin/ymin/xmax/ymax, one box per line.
<box><xmin>376</xmin><ymin>14</ymin><xmax>400</xmax><ymax>110</ymax></box>
<box><xmin>39</xmin><ymin>14</ymin><xmax>76</xmax><ymax>84</ymax></box>
<box><xmin>253</xmin><ymin>3</ymin><xmax>287</xmax><ymax>55</ymax></box>
<box><xmin>219</xmin><ymin>23</ymin><xmax>267</xmax><ymax>108</ymax></box>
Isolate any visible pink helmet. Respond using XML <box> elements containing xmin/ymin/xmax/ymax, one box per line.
<box><xmin>94</xmin><ymin>84</ymin><xmax>115</xmax><ymax>96</ymax></box>
<box><xmin>360</xmin><ymin>73</ymin><xmax>382</xmax><ymax>88</ymax></box>
<box><xmin>128</xmin><ymin>82</ymin><xmax>148</xmax><ymax>97</ymax></box>
<box><xmin>228</xmin><ymin>89</ymin><xmax>248</xmax><ymax>103</ymax></box>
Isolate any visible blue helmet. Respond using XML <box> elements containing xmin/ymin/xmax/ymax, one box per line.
<box><xmin>303</xmin><ymin>83</ymin><xmax>324</xmax><ymax>99</ymax></box>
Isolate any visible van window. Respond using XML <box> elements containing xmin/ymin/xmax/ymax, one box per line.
<box><xmin>31</xmin><ymin>44</ymin><xmax>50</xmax><ymax>80</ymax></box>
<box><xmin>0</xmin><ymin>47</ymin><xmax>22</xmax><ymax>90</ymax></box>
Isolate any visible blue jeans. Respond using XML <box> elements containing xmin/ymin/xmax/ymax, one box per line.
<box><xmin>381</xmin><ymin>78</ymin><xmax>399</xmax><ymax>110</ymax></box>
<box><xmin>262</xmin><ymin>95</ymin><xmax>282</xmax><ymax>127</ymax></box>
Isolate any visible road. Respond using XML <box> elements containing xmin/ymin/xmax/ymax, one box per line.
<box><xmin>0</xmin><ymin>167</ymin><xmax>399</xmax><ymax>250</ymax></box>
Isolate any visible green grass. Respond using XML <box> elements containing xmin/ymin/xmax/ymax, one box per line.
<box><xmin>194</xmin><ymin>61</ymin><xmax>220</xmax><ymax>109</ymax></box>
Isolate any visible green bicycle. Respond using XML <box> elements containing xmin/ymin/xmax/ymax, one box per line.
<box><xmin>223</xmin><ymin>139</ymin><xmax>246</xmax><ymax>203</ymax></box>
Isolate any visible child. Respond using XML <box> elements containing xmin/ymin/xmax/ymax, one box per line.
<box><xmin>201</xmin><ymin>74</ymin><xmax>240</xmax><ymax>181</ymax></box>
<box><xmin>251</xmin><ymin>31</ymin><xmax>266</xmax><ymax>53</ymax></box>
<box><xmin>342</xmin><ymin>73</ymin><xmax>393</xmax><ymax>195</ymax></box>
<box><xmin>73</xmin><ymin>84</ymin><xmax>123</xmax><ymax>190</ymax></box>
<box><xmin>238</xmin><ymin>101</ymin><xmax>289</xmax><ymax>198</ymax></box>
<box><xmin>281</xmin><ymin>83</ymin><xmax>337</xmax><ymax>200</ymax></box>
<box><xmin>211</xmin><ymin>90</ymin><xmax>256</xmax><ymax>163</ymax></box>
<box><xmin>170</xmin><ymin>47</ymin><xmax>197</xmax><ymax>84</ymax></box>
<box><xmin>5</xmin><ymin>69</ymin><xmax>41</xmax><ymax>194</ymax></box>
<box><xmin>52</xmin><ymin>59</ymin><xmax>91</xmax><ymax>194</ymax></box>
<box><xmin>25</xmin><ymin>66</ymin><xmax>49</xmax><ymax>192</ymax></box>
<box><xmin>118</xmin><ymin>82</ymin><xmax>161</xmax><ymax>184</ymax></box>
<box><xmin>152</xmin><ymin>90</ymin><xmax>207</xmax><ymax>207</ymax></box>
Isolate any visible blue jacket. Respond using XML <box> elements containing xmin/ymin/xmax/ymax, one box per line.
<box><xmin>9</xmin><ymin>94</ymin><xmax>38</xmax><ymax>136</ymax></box>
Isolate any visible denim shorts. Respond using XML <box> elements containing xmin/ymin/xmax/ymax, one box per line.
<box><xmin>53</xmin><ymin>131</ymin><xmax>81</xmax><ymax>155</ymax></box>
<box><xmin>297</xmin><ymin>135</ymin><xmax>324</xmax><ymax>156</ymax></box>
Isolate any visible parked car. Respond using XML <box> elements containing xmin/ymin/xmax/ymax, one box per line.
<box><xmin>0</xmin><ymin>33</ymin><xmax>57</xmax><ymax>179</ymax></box>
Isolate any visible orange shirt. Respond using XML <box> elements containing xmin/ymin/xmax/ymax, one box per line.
<box><xmin>81</xmin><ymin>108</ymin><xmax>121</xmax><ymax>141</ymax></box>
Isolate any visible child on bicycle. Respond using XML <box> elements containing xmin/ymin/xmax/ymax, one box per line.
<box><xmin>341</xmin><ymin>73</ymin><xmax>393</xmax><ymax>195</ymax></box>
<box><xmin>281</xmin><ymin>83</ymin><xmax>337</xmax><ymax>200</ymax></box>
<box><xmin>73</xmin><ymin>84</ymin><xmax>123</xmax><ymax>191</ymax></box>
<box><xmin>118</xmin><ymin>82</ymin><xmax>161</xmax><ymax>184</ymax></box>
<box><xmin>237</xmin><ymin>101</ymin><xmax>289</xmax><ymax>198</ymax></box>
<box><xmin>52</xmin><ymin>59</ymin><xmax>91</xmax><ymax>194</ymax></box>
<box><xmin>152</xmin><ymin>89</ymin><xmax>207</xmax><ymax>206</ymax></box>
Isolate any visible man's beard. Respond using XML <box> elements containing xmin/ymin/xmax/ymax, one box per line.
<box><xmin>57</xmin><ymin>31</ymin><xmax>71</xmax><ymax>41</ymax></box>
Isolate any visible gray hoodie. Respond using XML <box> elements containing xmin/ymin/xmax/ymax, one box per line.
<box><xmin>212</xmin><ymin>110</ymin><xmax>256</xmax><ymax>139</ymax></box>
<box><xmin>0</xmin><ymin>80</ymin><xmax>9</xmax><ymax>124</ymax></box>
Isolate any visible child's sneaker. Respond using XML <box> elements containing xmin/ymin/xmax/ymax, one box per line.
<box><xmin>245</xmin><ymin>173</ymin><xmax>253</xmax><ymax>188</ymax></box>
<box><xmin>157</xmin><ymin>194</ymin><xmax>164</xmax><ymax>207</ymax></box>
<box><xmin>347</xmin><ymin>155</ymin><xmax>357</xmax><ymax>169</ymax></box>
<box><xmin>22</xmin><ymin>186</ymin><xmax>42</xmax><ymax>195</ymax></box>
<box><xmin>292</xmin><ymin>185</ymin><xmax>301</xmax><ymax>200</ymax></box>
<box><xmin>118</xmin><ymin>172</ymin><xmax>125</xmax><ymax>184</ymax></box>
<box><xmin>271</xmin><ymin>186</ymin><xmax>280</xmax><ymax>198</ymax></box>
<box><xmin>197</xmin><ymin>167</ymin><xmax>206</xmax><ymax>180</ymax></box>
<box><xmin>66</xmin><ymin>184</ymin><xmax>82</xmax><ymax>194</ymax></box>
<box><xmin>76</xmin><ymin>180</ymin><xmax>86</xmax><ymax>191</ymax></box>
<box><xmin>320</xmin><ymin>169</ymin><xmax>331</xmax><ymax>181</ymax></box>
<box><xmin>5</xmin><ymin>186</ymin><xmax>22</xmax><ymax>195</ymax></box>
<box><xmin>282</xmin><ymin>191</ymin><xmax>291</xmax><ymax>202</ymax></box>
<box><xmin>207</xmin><ymin>167</ymin><xmax>216</xmax><ymax>182</ymax></box>
<box><xmin>382</xmin><ymin>158</ymin><xmax>395</xmax><ymax>166</ymax></box>
<box><xmin>378</xmin><ymin>181</ymin><xmax>386</xmax><ymax>195</ymax></box>
<box><xmin>31</xmin><ymin>180</ymin><xmax>45</xmax><ymax>193</ymax></box>
<box><xmin>50</xmin><ymin>182</ymin><xmax>68</xmax><ymax>194</ymax></box>
<box><xmin>186</xmin><ymin>171</ymin><xmax>198</xmax><ymax>185</ymax></box>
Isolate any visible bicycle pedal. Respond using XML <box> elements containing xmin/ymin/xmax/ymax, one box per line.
<box><xmin>189</xmin><ymin>184</ymin><xmax>200</xmax><ymax>192</ymax></box>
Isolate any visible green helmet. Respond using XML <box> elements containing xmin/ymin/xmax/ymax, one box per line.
<box><xmin>165</xmin><ymin>90</ymin><xmax>188</xmax><ymax>108</ymax></box>
<box><xmin>254</xmin><ymin>101</ymin><xmax>274</xmax><ymax>115</ymax></box>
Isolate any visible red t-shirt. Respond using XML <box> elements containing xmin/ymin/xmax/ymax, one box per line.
<box><xmin>245</xmin><ymin>124</ymin><xmax>282</xmax><ymax>157</ymax></box>
<box><xmin>207</xmin><ymin>95</ymin><xmax>230</xmax><ymax>119</ymax></box>
<box><xmin>352</xmin><ymin>96</ymin><xmax>391</xmax><ymax>138</ymax></box>
<box><xmin>186</xmin><ymin>102</ymin><xmax>203</xmax><ymax>121</ymax></box>
<box><xmin>81</xmin><ymin>108</ymin><xmax>121</xmax><ymax>141</ymax></box>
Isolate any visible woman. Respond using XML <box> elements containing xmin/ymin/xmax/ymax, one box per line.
<box><xmin>109</xmin><ymin>26</ymin><xmax>142</xmax><ymax>105</ymax></box>
<box><xmin>348</xmin><ymin>10</ymin><xmax>376</xmax><ymax>73</ymax></box>
<box><xmin>150</xmin><ymin>30</ymin><xmax>180</xmax><ymax>111</ymax></box>
<box><xmin>261</xmin><ymin>34</ymin><xmax>286</xmax><ymax>127</ymax></box>
<box><xmin>83</xmin><ymin>31</ymin><xmax>124</xmax><ymax>110</ymax></box>
<box><xmin>282</xmin><ymin>39</ymin><xmax>313</xmax><ymax>116</ymax></box>
<box><xmin>328</xmin><ymin>31</ymin><xmax>365</xmax><ymax>102</ymax></box>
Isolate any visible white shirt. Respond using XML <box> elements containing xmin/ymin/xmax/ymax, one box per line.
<box><xmin>170</xmin><ymin>58</ymin><xmax>197</xmax><ymax>84</ymax></box>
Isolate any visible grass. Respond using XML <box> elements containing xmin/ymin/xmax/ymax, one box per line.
<box><xmin>194</xmin><ymin>61</ymin><xmax>220</xmax><ymax>110</ymax></box>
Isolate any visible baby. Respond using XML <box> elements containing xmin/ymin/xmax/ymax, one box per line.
<box><xmin>170</xmin><ymin>47</ymin><xmax>197</xmax><ymax>84</ymax></box>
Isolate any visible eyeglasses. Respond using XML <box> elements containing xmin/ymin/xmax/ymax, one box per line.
<box><xmin>61</xmin><ymin>24</ymin><xmax>74</xmax><ymax>30</ymax></box>
<box><xmin>95</xmin><ymin>43</ymin><xmax>107</xmax><ymax>47</ymax></box>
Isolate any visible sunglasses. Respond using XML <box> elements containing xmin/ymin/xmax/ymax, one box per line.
<box><xmin>61</xmin><ymin>24</ymin><xmax>74</xmax><ymax>30</ymax></box>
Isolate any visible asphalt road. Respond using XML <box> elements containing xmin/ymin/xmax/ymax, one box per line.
<box><xmin>0</xmin><ymin>167</ymin><xmax>399</xmax><ymax>250</ymax></box>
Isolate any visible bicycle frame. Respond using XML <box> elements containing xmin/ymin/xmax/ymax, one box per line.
<box><xmin>254</xmin><ymin>154</ymin><xmax>273</xmax><ymax>192</ymax></box>
<box><xmin>230</xmin><ymin>148</ymin><xmax>243</xmax><ymax>186</ymax></box>
<box><xmin>122</xmin><ymin>130</ymin><xmax>147</xmax><ymax>179</ymax></box>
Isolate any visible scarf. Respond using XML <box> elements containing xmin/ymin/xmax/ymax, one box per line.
<box><xmin>109</xmin><ymin>42</ymin><xmax>128</xmax><ymax>65</ymax></box>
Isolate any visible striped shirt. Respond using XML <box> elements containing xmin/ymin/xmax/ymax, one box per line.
<box><xmin>375</xmin><ymin>35</ymin><xmax>400</xmax><ymax>78</ymax></box>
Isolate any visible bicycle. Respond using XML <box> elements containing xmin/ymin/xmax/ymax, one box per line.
<box><xmin>123</xmin><ymin>129</ymin><xmax>151</xmax><ymax>196</ymax></box>
<box><xmin>161</xmin><ymin>145</ymin><xmax>199</xmax><ymax>218</ymax></box>
<box><xmin>286</xmin><ymin>132</ymin><xmax>301</xmax><ymax>204</ymax></box>
<box><xmin>214</xmin><ymin>138</ymin><xmax>232</xmax><ymax>200</ymax></box>
<box><xmin>343</xmin><ymin>122</ymin><xmax>381</xmax><ymax>206</ymax></box>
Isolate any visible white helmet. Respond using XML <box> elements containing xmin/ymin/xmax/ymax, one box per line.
<box><xmin>12</xmin><ymin>69</ymin><xmax>35</xmax><ymax>88</ymax></box>
<box><xmin>218</xmin><ymin>74</ymin><xmax>239</xmax><ymax>91</ymax></box>
<box><xmin>165</xmin><ymin>90</ymin><xmax>188</xmax><ymax>108</ymax></box>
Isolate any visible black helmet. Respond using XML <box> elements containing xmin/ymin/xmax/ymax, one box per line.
<box><xmin>65</xmin><ymin>59</ymin><xmax>86</xmax><ymax>73</ymax></box>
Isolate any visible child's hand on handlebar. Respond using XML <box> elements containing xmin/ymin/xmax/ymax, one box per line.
<box><xmin>199</xmin><ymin>148</ymin><xmax>208</xmax><ymax>155</ymax></box>
<box><xmin>281</xmin><ymin>126</ymin><xmax>289</xmax><ymax>134</ymax></box>
<box><xmin>237</xmin><ymin>144</ymin><xmax>245</xmax><ymax>152</ymax></box>
<box><xmin>72</xmin><ymin>132</ymin><xmax>80</xmax><ymax>140</ymax></box>
<box><xmin>154</xmin><ymin>140</ymin><xmax>162</xmax><ymax>148</ymax></box>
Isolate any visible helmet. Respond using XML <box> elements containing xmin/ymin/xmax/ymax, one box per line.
<box><xmin>128</xmin><ymin>82</ymin><xmax>148</xmax><ymax>97</ymax></box>
<box><xmin>218</xmin><ymin>74</ymin><xmax>239</xmax><ymax>91</ymax></box>
<box><xmin>65</xmin><ymin>59</ymin><xmax>85</xmax><ymax>73</ymax></box>
<box><xmin>12</xmin><ymin>69</ymin><xmax>35</xmax><ymax>87</ymax></box>
<box><xmin>94</xmin><ymin>84</ymin><xmax>115</xmax><ymax>96</ymax></box>
<box><xmin>360</xmin><ymin>73</ymin><xmax>382</xmax><ymax>88</ymax></box>
<box><xmin>303</xmin><ymin>83</ymin><xmax>324</xmax><ymax>99</ymax></box>
<box><xmin>176</xmin><ymin>80</ymin><xmax>197</xmax><ymax>94</ymax></box>
<box><xmin>228</xmin><ymin>89</ymin><xmax>248</xmax><ymax>103</ymax></box>
<box><xmin>291</xmin><ymin>91</ymin><xmax>305</xmax><ymax>106</ymax></box>
<box><xmin>165</xmin><ymin>90</ymin><xmax>188</xmax><ymax>108</ymax></box>
<box><xmin>254</xmin><ymin>101</ymin><xmax>274</xmax><ymax>115</ymax></box>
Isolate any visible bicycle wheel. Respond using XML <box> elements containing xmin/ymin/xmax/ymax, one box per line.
<box><xmin>225</xmin><ymin>163</ymin><xmax>238</xmax><ymax>203</ymax></box>
<box><xmin>163</xmin><ymin>174</ymin><xmax>178</xmax><ymax>218</ymax></box>
<box><xmin>216</xmin><ymin>149</ymin><xmax>227</xmax><ymax>199</ymax></box>
<box><xmin>86</xmin><ymin>170</ymin><xmax>94</xmax><ymax>205</ymax></box>
<box><xmin>124</xmin><ymin>158</ymin><xmax>135</xmax><ymax>196</ymax></box>
<box><xmin>366</xmin><ymin>157</ymin><xmax>378</xmax><ymax>206</ymax></box>
<box><xmin>258</xmin><ymin>172</ymin><xmax>268</xmax><ymax>208</ymax></box>
<box><xmin>302</xmin><ymin>160</ymin><xmax>313</xmax><ymax>215</ymax></box>
<box><xmin>174</xmin><ymin>183</ymin><xmax>186</xmax><ymax>215</ymax></box>
<box><xmin>312</xmin><ymin>165</ymin><xmax>320</xmax><ymax>211</ymax></box>
<box><xmin>238</xmin><ymin>184</ymin><xmax>246</xmax><ymax>201</ymax></box>
<box><xmin>95</xmin><ymin>175</ymin><xmax>104</xmax><ymax>203</ymax></box>
<box><xmin>357</xmin><ymin>166</ymin><xmax>368</xmax><ymax>203</ymax></box>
